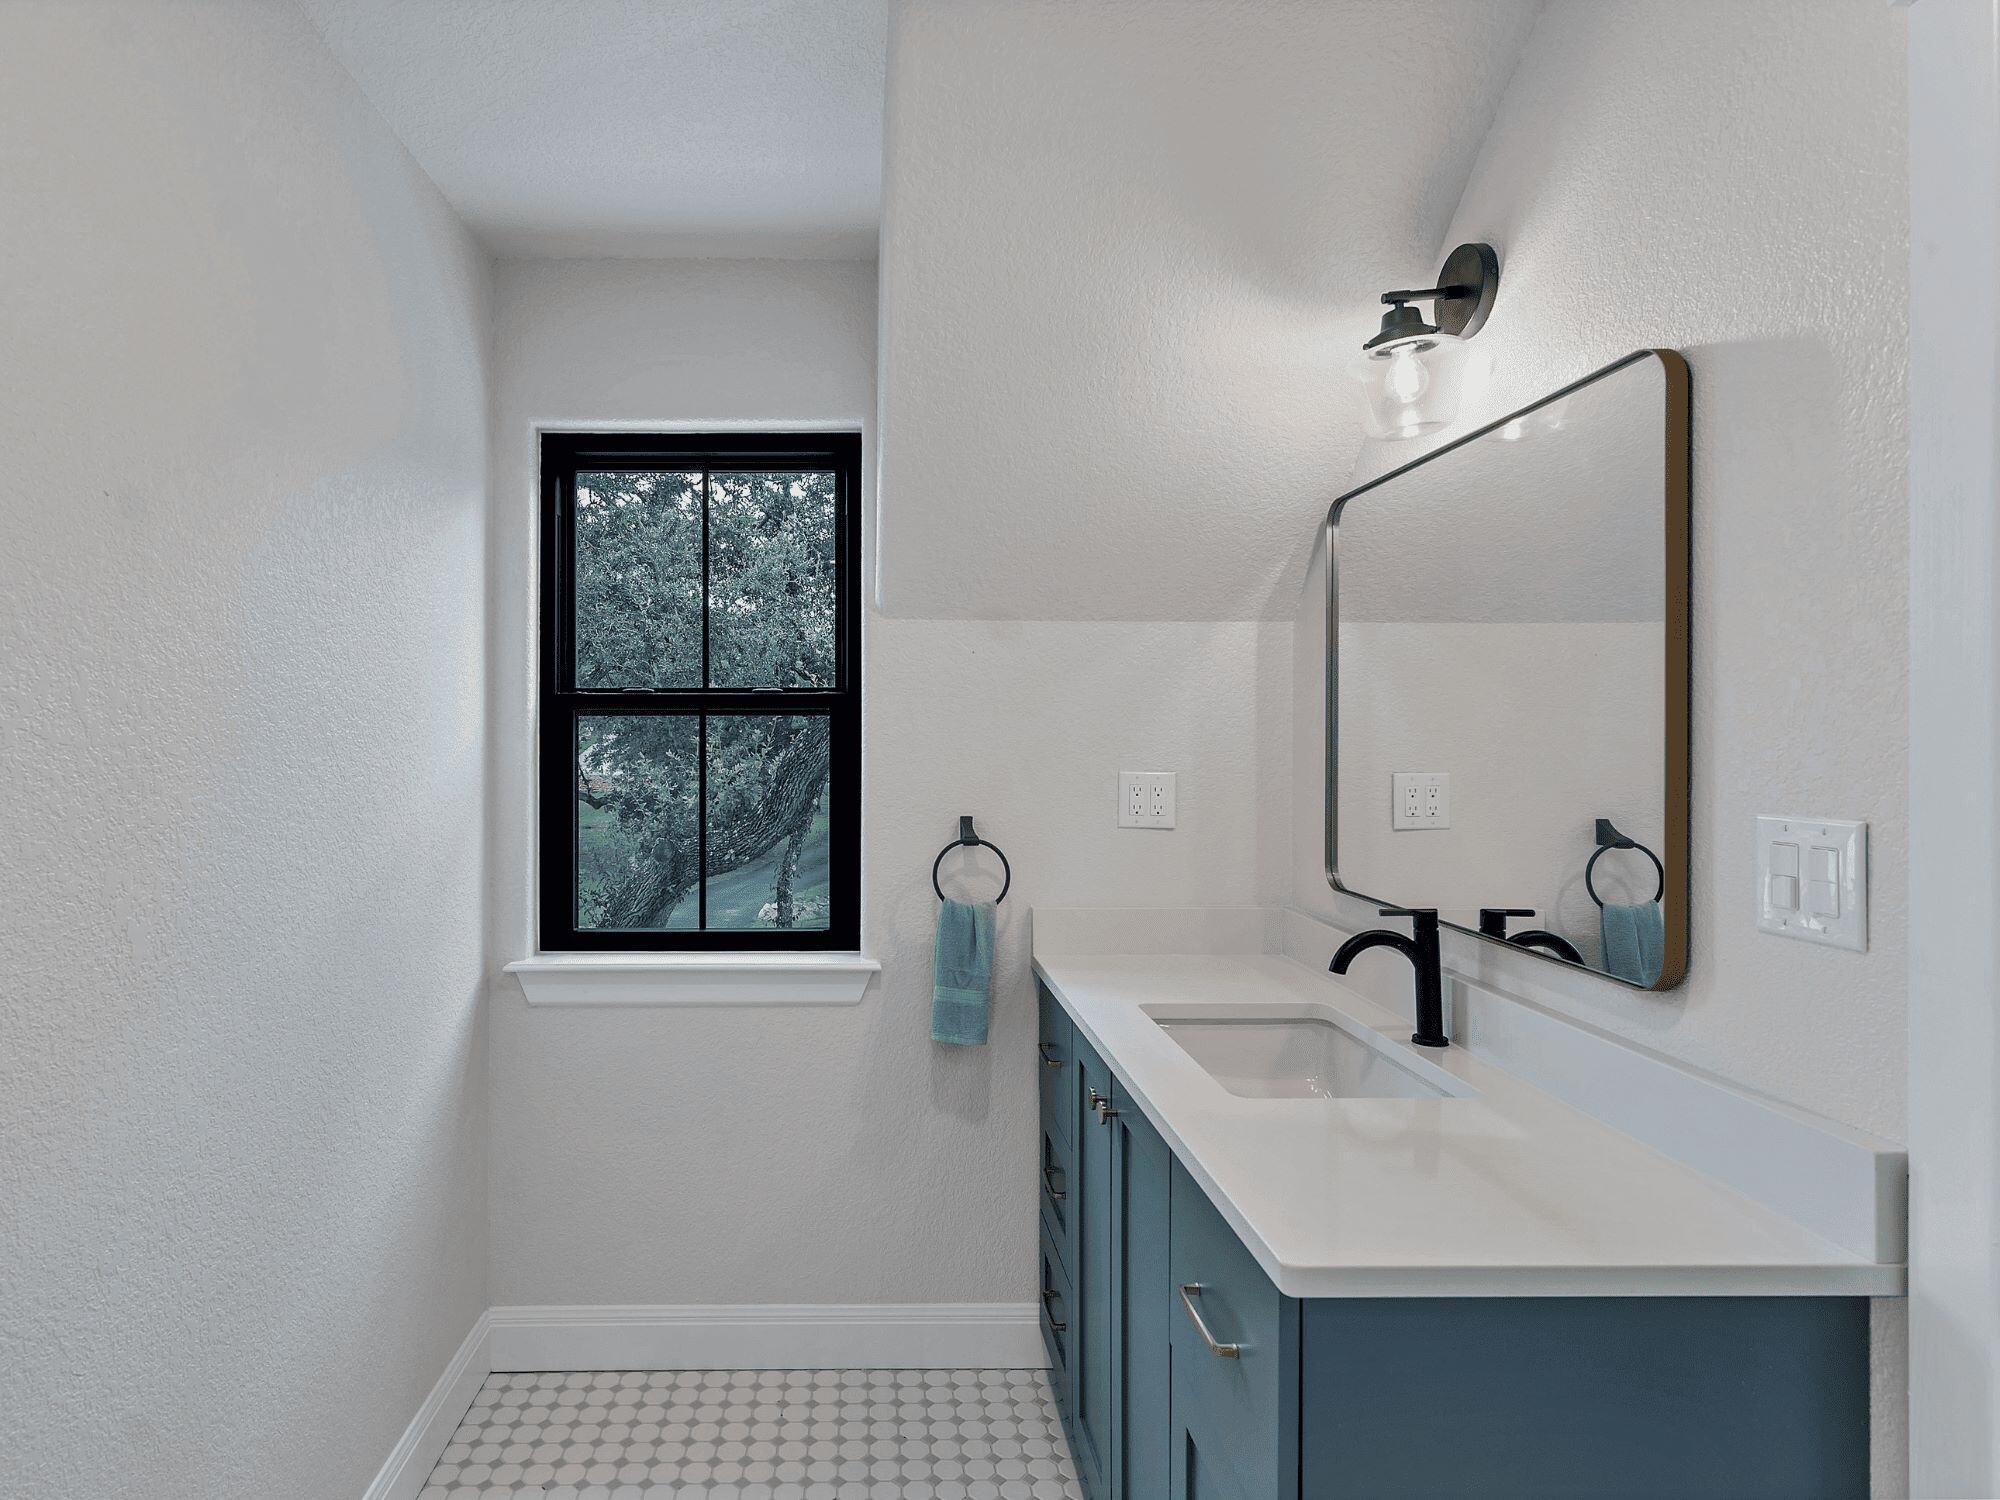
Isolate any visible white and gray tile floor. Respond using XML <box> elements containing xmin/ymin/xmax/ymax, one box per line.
<box><xmin>417</xmin><ymin>1368</ymin><xmax>1084</xmax><ymax>1500</ymax></box>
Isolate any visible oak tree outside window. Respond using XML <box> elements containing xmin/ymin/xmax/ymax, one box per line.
<box><xmin>539</xmin><ymin>433</ymin><xmax>861</xmax><ymax>951</ymax></box>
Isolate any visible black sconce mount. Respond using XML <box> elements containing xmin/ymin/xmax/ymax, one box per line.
<box><xmin>1363</xmin><ymin>241</ymin><xmax>1501</xmax><ymax>352</ymax></box>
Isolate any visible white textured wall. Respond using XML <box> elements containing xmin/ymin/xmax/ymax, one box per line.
<box><xmin>875</xmin><ymin>0</ymin><xmax>1543</xmax><ymax>620</ymax></box>
<box><xmin>0</xmin><ymin>3</ymin><xmax>491</xmax><ymax>1497</ymax></box>
<box><xmin>1291</xmin><ymin>3</ymin><xmax>1909</xmax><ymax>1491</ymax></box>
<box><xmin>487</xmin><ymin>258</ymin><xmax>1290</xmax><ymax>1304</ymax></box>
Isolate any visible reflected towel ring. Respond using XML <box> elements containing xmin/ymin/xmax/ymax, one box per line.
<box><xmin>933</xmin><ymin>815</ymin><xmax>1011</xmax><ymax>904</ymax></box>
<box><xmin>1584</xmin><ymin>817</ymin><xmax>1664</xmax><ymax>908</ymax></box>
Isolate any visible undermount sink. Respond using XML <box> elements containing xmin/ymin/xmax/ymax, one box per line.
<box><xmin>1147</xmin><ymin>1006</ymin><xmax>1456</xmax><ymax>1100</ymax></box>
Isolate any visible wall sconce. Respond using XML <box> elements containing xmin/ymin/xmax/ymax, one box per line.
<box><xmin>1353</xmin><ymin>242</ymin><xmax>1499</xmax><ymax>440</ymax></box>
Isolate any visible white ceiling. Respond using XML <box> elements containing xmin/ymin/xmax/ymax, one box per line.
<box><xmin>297</xmin><ymin>0</ymin><xmax>888</xmax><ymax>259</ymax></box>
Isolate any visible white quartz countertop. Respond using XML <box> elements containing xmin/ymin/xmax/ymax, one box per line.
<box><xmin>1034</xmin><ymin>951</ymin><xmax>1904</xmax><ymax>1299</ymax></box>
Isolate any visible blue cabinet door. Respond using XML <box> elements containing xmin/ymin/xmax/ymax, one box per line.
<box><xmin>1177</xmin><ymin>1429</ymin><xmax>1260</xmax><ymax>1500</ymax></box>
<box><xmin>1112</xmin><ymin>1088</ymin><xmax>1172</xmax><ymax>1500</ymax></box>
<box><xmin>1038</xmin><ymin>1216</ymin><xmax>1075</xmax><ymax>1426</ymax></box>
<box><xmin>1168</xmin><ymin>1159</ymin><xmax>1299</xmax><ymax>1500</ymax></box>
<box><xmin>1298</xmin><ymin>1295</ymin><xmax>1869</xmax><ymax>1499</ymax></box>
<box><xmin>1069</xmin><ymin>1034</ymin><xmax>1115</xmax><ymax>1500</ymax></box>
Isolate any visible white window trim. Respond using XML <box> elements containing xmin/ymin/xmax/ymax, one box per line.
<box><xmin>504</xmin><ymin>953</ymin><xmax>879</xmax><ymax>1008</ymax></box>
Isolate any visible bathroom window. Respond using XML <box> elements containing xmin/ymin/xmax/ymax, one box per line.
<box><xmin>539</xmin><ymin>433</ymin><xmax>861</xmax><ymax>951</ymax></box>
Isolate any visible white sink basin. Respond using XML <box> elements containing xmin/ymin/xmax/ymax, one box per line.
<box><xmin>1147</xmin><ymin>1006</ymin><xmax>1455</xmax><ymax>1100</ymax></box>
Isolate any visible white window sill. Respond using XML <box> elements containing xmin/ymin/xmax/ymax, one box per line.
<box><xmin>503</xmin><ymin>953</ymin><xmax>880</xmax><ymax>1008</ymax></box>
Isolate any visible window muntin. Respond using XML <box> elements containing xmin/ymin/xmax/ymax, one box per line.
<box><xmin>540</xmin><ymin>434</ymin><xmax>860</xmax><ymax>951</ymax></box>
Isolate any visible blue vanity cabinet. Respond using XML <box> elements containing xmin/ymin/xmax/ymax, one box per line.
<box><xmin>1037</xmin><ymin>985</ymin><xmax>1079</xmax><ymax>1427</ymax></box>
<box><xmin>1040</xmin><ymin>987</ymin><xmax>1872</xmax><ymax>1500</ymax></box>
<box><xmin>1297</xmin><ymin>1296</ymin><xmax>1870</xmax><ymax>1499</ymax></box>
<box><xmin>1167</xmin><ymin>1158</ymin><xmax>1300</xmax><ymax>1500</ymax></box>
<box><xmin>1038</xmin><ymin>983</ymin><xmax>1077</xmax><ymax>1153</ymax></box>
<box><xmin>1159</xmin><ymin>1163</ymin><xmax>1867</xmax><ymax>1500</ymax></box>
<box><xmin>1069</xmin><ymin>1036</ymin><xmax>1116</xmax><ymax>1499</ymax></box>
<box><xmin>1109</xmin><ymin>1087</ymin><xmax>1173</xmax><ymax>1500</ymax></box>
<box><xmin>1045</xmin><ymin>1006</ymin><xmax>1175</xmax><ymax>1500</ymax></box>
<box><xmin>1038</xmin><ymin>986</ymin><xmax>1077</xmax><ymax>1279</ymax></box>
<box><xmin>1038</xmin><ymin>1215</ymin><xmax>1074</xmax><ymax>1412</ymax></box>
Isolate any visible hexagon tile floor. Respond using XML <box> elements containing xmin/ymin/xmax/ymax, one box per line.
<box><xmin>416</xmin><ymin>1368</ymin><xmax>1085</xmax><ymax>1499</ymax></box>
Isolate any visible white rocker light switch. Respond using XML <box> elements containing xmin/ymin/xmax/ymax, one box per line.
<box><xmin>1756</xmin><ymin>816</ymin><xmax>1866</xmax><ymax>952</ymax></box>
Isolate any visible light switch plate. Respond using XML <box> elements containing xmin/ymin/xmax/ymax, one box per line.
<box><xmin>1392</xmin><ymin>772</ymin><xmax>1450</xmax><ymax>831</ymax></box>
<box><xmin>1756</xmin><ymin>815</ymin><xmax>1867</xmax><ymax>951</ymax></box>
<box><xmin>1118</xmin><ymin>771</ymin><xmax>1176</xmax><ymax>829</ymax></box>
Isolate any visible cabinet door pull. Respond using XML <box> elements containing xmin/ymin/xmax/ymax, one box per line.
<box><xmin>1178</xmin><ymin>1283</ymin><xmax>1242</xmax><ymax>1358</ymax></box>
<box><xmin>1041</xmin><ymin>1286</ymin><xmax>1067</xmax><ymax>1332</ymax></box>
<box><xmin>1087</xmin><ymin>1087</ymin><xmax>1119</xmax><ymax>1124</ymax></box>
<box><xmin>1038</xmin><ymin>1042</ymin><xmax>1062</xmax><ymax>1069</ymax></box>
<box><xmin>1041</xmin><ymin>1164</ymin><xmax>1066</xmax><ymax>1201</ymax></box>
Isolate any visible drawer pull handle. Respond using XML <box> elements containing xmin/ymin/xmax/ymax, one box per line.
<box><xmin>1041</xmin><ymin>1286</ymin><xmax>1067</xmax><ymax>1332</ymax></box>
<box><xmin>1088</xmin><ymin>1087</ymin><xmax>1119</xmax><ymax>1124</ymax></box>
<box><xmin>1038</xmin><ymin>1042</ymin><xmax>1063</xmax><ymax>1069</ymax></box>
<box><xmin>1178</xmin><ymin>1283</ymin><xmax>1242</xmax><ymax>1359</ymax></box>
<box><xmin>1041</xmin><ymin>1164</ymin><xmax>1066</xmax><ymax>1201</ymax></box>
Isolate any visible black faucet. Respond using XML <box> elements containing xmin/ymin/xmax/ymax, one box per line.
<box><xmin>1476</xmin><ymin>908</ymin><xmax>1585</xmax><ymax>966</ymax></box>
<box><xmin>1330</xmin><ymin>907</ymin><xmax>1448</xmax><ymax>1048</ymax></box>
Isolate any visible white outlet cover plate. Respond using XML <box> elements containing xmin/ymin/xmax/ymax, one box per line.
<box><xmin>1756</xmin><ymin>815</ymin><xmax>1867</xmax><ymax>952</ymax></box>
<box><xmin>1118</xmin><ymin>771</ymin><xmax>1176</xmax><ymax>829</ymax></box>
<box><xmin>1391</xmin><ymin>771</ymin><xmax>1450</xmax><ymax>831</ymax></box>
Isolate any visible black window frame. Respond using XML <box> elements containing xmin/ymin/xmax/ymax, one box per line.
<box><xmin>538</xmin><ymin>431</ymin><xmax>862</xmax><ymax>952</ymax></box>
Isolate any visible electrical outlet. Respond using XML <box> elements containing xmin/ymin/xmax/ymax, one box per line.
<box><xmin>1392</xmin><ymin>772</ymin><xmax>1450</xmax><ymax>831</ymax></box>
<box><xmin>1118</xmin><ymin>771</ymin><xmax>1176</xmax><ymax>829</ymax></box>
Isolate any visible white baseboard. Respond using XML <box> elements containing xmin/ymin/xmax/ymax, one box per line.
<box><xmin>362</xmin><ymin>1311</ymin><xmax>492</xmax><ymax>1500</ymax></box>
<box><xmin>486</xmin><ymin>1302</ymin><xmax>1046</xmax><ymax>1372</ymax></box>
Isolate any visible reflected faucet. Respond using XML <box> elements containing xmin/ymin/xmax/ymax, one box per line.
<box><xmin>1329</xmin><ymin>907</ymin><xmax>1448</xmax><ymax>1048</ymax></box>
<box><xmin>1477</xmin><ymin>908</ymin><xmax>1585</xmax><ymax>966</ymax></box>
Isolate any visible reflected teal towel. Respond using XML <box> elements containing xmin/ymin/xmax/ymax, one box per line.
<box><xmin>1601</xmin><ymin>900</ymin><xmax>1665</xmax><ymax>987</ymax></box>
<box><xmin>932</xmin><ymin>899</ymin><xmax>995</xmax><ymax>1045</ymax></box>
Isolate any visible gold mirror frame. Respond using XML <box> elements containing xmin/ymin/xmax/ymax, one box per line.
<box><xmin>1323</xmin><ymin>348</ymin><xmax>1692</xmax><ymax>990</ymax></box>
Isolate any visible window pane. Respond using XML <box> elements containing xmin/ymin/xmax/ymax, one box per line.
<box><xmin>573</xmin><ymin>470</ymin><xmax>703</xmax><ymax>689</ymax></box>
<box><xmin>706</xmin><ymin>471</ymin><xmax>838</xmax><ymax>688</ymax></box>
<box><xmin>577</xmin><ymin>715</ymin><xmax>699</xmax><ymax>930</ymax></box>
<box><xmin>703</xmin><ymin>714</ymin><xmax>832</xmax><ymax>931</ymax></box>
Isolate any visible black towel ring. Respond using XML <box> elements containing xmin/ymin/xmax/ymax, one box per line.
<box><xmin>1584</xmin><ymin>817</ymin><xmax>1664</xmax><ymax>908</ymax></box>
<box><xmin>932</xmin><ymin>815</ymin><xmax>1011</xmax><ymax>904</ymax></box>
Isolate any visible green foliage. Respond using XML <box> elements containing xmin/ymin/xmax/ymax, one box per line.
<box><xmin>574</xmin><ymin>471</ymin><xmax>703</xmax><ymax>689</ymax></box>
<box><xmin>572</xmin><ymin>470</ymin><xmax>837</xmax><ymax>931</ymax></box>
<box><xmin>708</xmin><ymin>471</ymin><xmax>837</xmax><ymax>688</ymax></box>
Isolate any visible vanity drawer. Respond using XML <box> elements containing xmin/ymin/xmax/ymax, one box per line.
<box><xmin>1168</xmin><ymin>1159</ymin><xmax>1299</xmax><ymax>1500</ymax></box>
<box><xmin>1038</xmin><ymin>983</ymin><xmax>1076</xmax><ymax>1150</ymax></box>
<box><xmin>1040</xmin><ymin>1120</ymin><xmax>1074</xmax><ymax>1273</ymax></box>
<box><xmin>1039</xmin><ymin>1215</ymin><xmax>1075</xmax><ymax>1409</ymax></box>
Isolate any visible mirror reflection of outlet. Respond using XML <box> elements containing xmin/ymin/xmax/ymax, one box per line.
<box><xmin>1392</xmin><ymin>772</ymin><xmax>1450</xmax><ymax>831</ymax></box>
<box><xmin>1118</xmin><ymin>771</ymin><xmax>1176</xmax><ymax>828</ymax></box>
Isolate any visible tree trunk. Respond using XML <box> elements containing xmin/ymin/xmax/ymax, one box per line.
<box><xmin>592</xmin><ymin>717</ymin><xmax>828</xmax><ymax>930</ymax></box>
<box><xmin>772</xmin><ymin>820</ymin><xmax>809</xmax><ymax>927</ymax></box>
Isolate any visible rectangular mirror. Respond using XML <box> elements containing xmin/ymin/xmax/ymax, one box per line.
<box><xmin>1326</xmin><ymin>349</ymin><xmax>1690</xmax><ymax>989</ymax></box>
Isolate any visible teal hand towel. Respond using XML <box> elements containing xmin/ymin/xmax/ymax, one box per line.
<box><xmin>932</xmin><ymin>899</ymin><xmax>996</xmax><ymax>1045</ymax></box>
<box><xmin>1601</xmin><ymin>900</ymin><xmax>1665</xmax><ymax>987</ymax></box>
